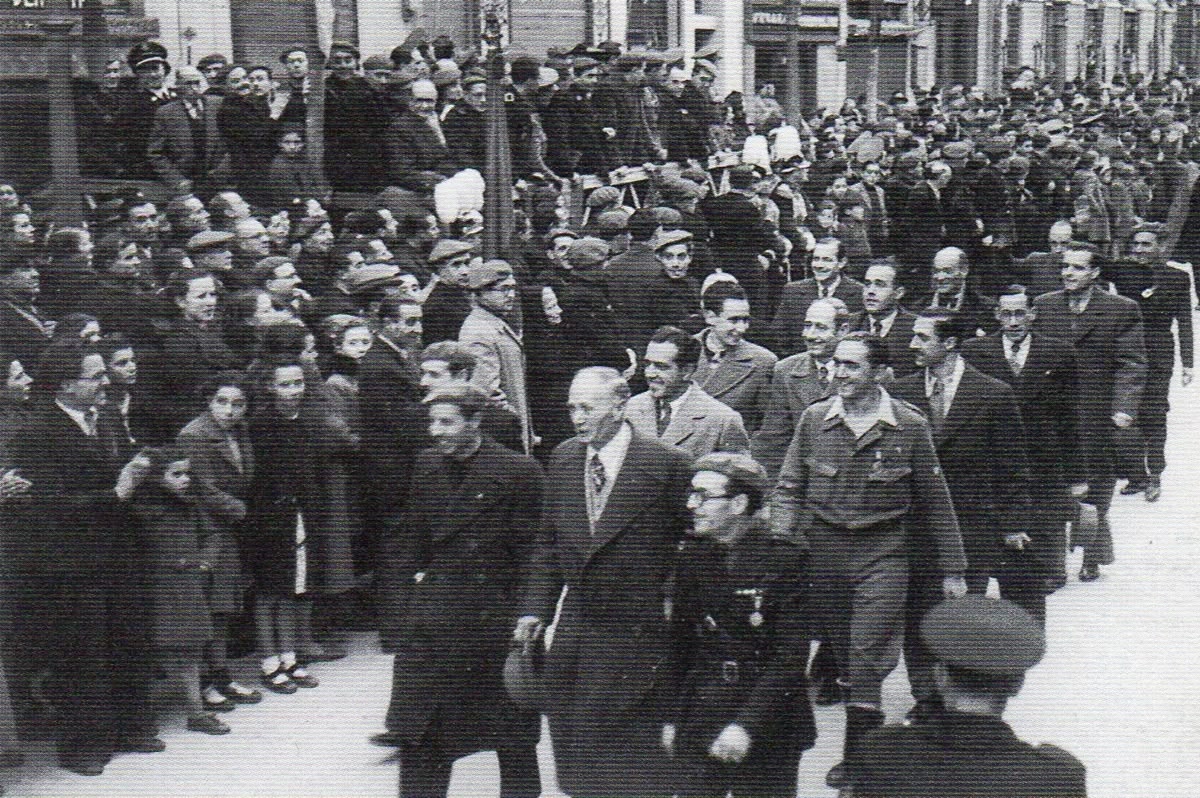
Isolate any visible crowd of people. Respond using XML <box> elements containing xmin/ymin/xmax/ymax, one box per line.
<box><xmin>0</xmin><ymin>32</ymin><xmax>1198</xmax><ymax>797</ymax></box>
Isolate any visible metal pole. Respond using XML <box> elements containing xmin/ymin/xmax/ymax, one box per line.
<box><xmin>867</xmin><ymin>0</ymin><xmax>881</xmax><ymax>123</ymax></box>
<box><xmin>481</xmin><ymin>4</ymin><xmax>514</xmax><ymax>260</ymax></box>
<box><xmin>41</xmin><ymin>0</ymin><xmax>83</xmax><ymax>225</ymax></box>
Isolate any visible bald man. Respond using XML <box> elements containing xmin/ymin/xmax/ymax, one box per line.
<box><xmin>385</xmin><ymin>78</ymin><xmax>456</xmax><ymax>191</ymax></box>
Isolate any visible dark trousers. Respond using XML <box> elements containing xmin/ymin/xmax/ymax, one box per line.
<box><xmin>398</xmin><ymin>740</ymin><xmax>540</xmax><ymax>798</ymax></box>
<box><xmin>674</xmin><ymin>743</ymin><xmax>802</xmax><ymax>798</ymax></box>
<box><xmin>964</xmin><ymin>568</ymin><xmax>1046</xmax><ymax>627</ymax></box>
<box><xmin>56</xmin><ymin>653</ymin><xmax>155</xmax><ymax>756</ymax></box>
<box><xmin>903</xmin><ymin>571</ymin><xmax>943</xmax><ymax>704</ymax></box>
<box><xmin>1081</xmin><ymin>474</ymin><xmax>1116</xmax><ymax>568</ymax></box>
<box><xmin>1117</xmin><ymin>368</ymin><xmax>1172</xmax><ymax>479</ymax></box>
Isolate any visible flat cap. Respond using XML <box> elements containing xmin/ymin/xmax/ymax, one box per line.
<box><xmin>467</xmin><ymin>259</ymin><xmax>514</xmax><ymax>290</ymax></box>
<box><xmin>659</xmin><ymin>178</ymin><xmax>706</xmax><ymax>201</ymax></box>
<box><xmin>941</xmin><ymin>140</ymin><xmax>974</xmax><ymax>160</ymax></box>
<box><xmin>251</xmin><ymin>256</ymin><xmax>295</xmax><ymax>283</ymax></box>
<box><xmin>692</xmin><ymin>452</ymin><xmax>770</xmax><ymax>495</ymax></box>
<box><xmin>344</xmin><ymin>262</ymin><xmax>404</xmax><ymax>293</ymax></box>
<box><xmin>586</xmin><ymin>186</ymin><xmax>622</xmax><ymax>208</ymax></box>
<box><xmin>428</xmin><ymin>239</ymin><xmax>475</xmax><ymax>265</ymax></box>
<box><xmin>186</xmin><ymin>230</ymin><xmax>235</xmax><ymax>253</ymax></box>
<box><xmin>362</xmin><ymin>55</ymin><xmax>392</xmax><ymax>72</ymax></box>
<box><xmin>566</xmin><ymin>236</ymin><xmax>611</xmax><ymax>268</ymax></box>
<box><xmin>650</xmin><ymin>228</ymin><xmax>693</xmax><ymax>251</ymax></box>
<box><xmin>588</xmin><ymin>210</ymin><xmax>630</xmax><ymax>236</ymax></box>
<box><xmin>920</xmin><ymin>596</ymin><xmax>1045</xmax><ymax>676</ymax></box>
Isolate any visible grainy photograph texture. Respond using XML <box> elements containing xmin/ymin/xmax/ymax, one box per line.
<box><xmin>0</xmin><ymin>0</ymin><xmax>1197</xmax><ymax>796</ymax></box>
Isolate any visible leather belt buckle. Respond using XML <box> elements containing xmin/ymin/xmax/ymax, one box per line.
<box><xmin>721</xmin><ymin>660</ymin><xmax>740</xmax><ymax>684</ymax></box>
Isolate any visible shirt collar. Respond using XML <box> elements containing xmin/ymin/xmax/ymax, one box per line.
<box><xmin>823</xmin><ymin>386</ymin><xmax>898</xmax><ymax>427</ymax></box>
<box><xmin>55</xmin><ymin>399</ymin><xmax>97</xmax><ymax>436</ymax></box>
<box><xmin>925</xmin><ymin>353</ymin><xmax>965</xmax><ymax>394</ymax></box>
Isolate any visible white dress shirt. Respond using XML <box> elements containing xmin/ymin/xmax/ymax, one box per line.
<box><xmin>824</xmin><ymin>386</ymin><xmax>899</xmax><ymax>438</ymax></box>
<box><xmin>1004</xmin><ymin>334</ymin><xmax>1032</xmax><ymax>373</ymax></box>
<box><xmin>924</xmin><ymin>354</ymin><xmax>966</xmax><ymax>415</ymax></box>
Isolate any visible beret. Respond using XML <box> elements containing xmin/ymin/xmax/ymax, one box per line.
<box><xmin>588</xmin><ymin>210</ymin><xmax>631</xmax><ymax>235</ymax></box>
<box><xmin>565</xmin><ymin>236</ymin><xmax>611</xmax><ymax>268</ymax></box>
<box><xmin>920</xmin><ymin>596</ymin><xmax>1045</xmax><ymax>676</ymax></box>
<box><xmin>344</xmin><ymin>262</ymin><xmax>404</xmax><ymax>293</ymax></box>
<box><xmin>467</xmin><ymin>259</ymin><xmax>514</xmax><ymax>290</ymax></box>
<box><xmin>186</xmin><ymin>230</ymin><xmax>235</xmax><ymax>253</ymax></box>
<box><xmin>362</xmin><ymin>55</ymin><xmax>392</xmax><ymax>72</ymax></box>
<box><xmin>692</xmin><ymin>452</ymin><xmax>770</xmax><ymax>494</ymax></box>
<box><xmin>428</xmin><ymin>239</ymin><xmax>475</xmax><ymax>265</ymax></box>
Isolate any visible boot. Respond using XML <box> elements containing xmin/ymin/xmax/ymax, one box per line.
<box><xmin>826</xmin><ymin>705</ymin><xmax>886</xmax><ymax>789</ymax></box>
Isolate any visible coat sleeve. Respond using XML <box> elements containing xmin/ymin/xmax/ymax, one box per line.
<box><xmin>907</xmin><ymin>418</ymin><xmax>967</xmax><ymax>576</ymax></box>
<box><xmin>146</xmin><ymin>107</ymin><xmax>186</xmax><ymax>187</ymax></box>
<box><xmin>717</xmin><ymin>412</ymin><xmax>751</xmax><ymax>457</ymax></box>
<box><xmin>461</xmin><ymin>327</ymin><xmax>512</xmax><ymax>411</ymax></box>
<box><xmin>520</xmin><ymin>456</ymin><xmax>566</xmax><ymax>622</ymax></box>
<box><xmin>1173</xmin><ymin>272</ymin><xmax>1194</xmax><ymax>368</ymax></box>
<box><xmin>987</xmin><ymin>387</ymin><xmax>1033</xmax><ymax>541</ymax></box>
<box><xmin>768</xmin><ymin>408</ymin><xmax>813</xmax><ymax>549</ymax></box>
<box><xmin>1111</xmin><ymin>301</ymin><xmax>1148</xmax><ymax>418</ymax></box>
<box><xmin>179</xmin><ymin>434</ymin><xmax>247</xmax><ymax>523</ymax></box>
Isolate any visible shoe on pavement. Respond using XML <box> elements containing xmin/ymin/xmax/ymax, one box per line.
<box><xmin>114</xmin><ymin>735</ymin><xmax>166</xmax><ymax>753</ymax></box>
<box><xmin>203</xmin><ymin>686</ymin><xmax>236</xmax><ymax>712</ymax></box>
<box><xmin>1079</xmin><ymin>564</ymin><xmax>1101</xmax><ymax>582</ymax></box>
<box><xmin>286</xmin><ymin>664</ymin><xmax>319</xmax><ymax>688</ymax></box>
<box><xmin>370</xmin><ymin>731</ymin><xmax>404</xmax><ymax>748</ymax></box>
<box><xmin>1119</xmin><ymin>479</ymin><xmax>1147</xmax><ymax>495</ymax></box>
<box><xmin>187</xmin><ymin>712</ymin><xmax>231</xmax><ymax>735</ymax></box>
<box><xmin>261</xmin><ymin>668</ymin><xmax>298</xmax><ymax>694</ymax></box>
<box><xmin>219</xmin><ymin>680</ymin><xmax>263</xmax><ymax>704</ymax></box>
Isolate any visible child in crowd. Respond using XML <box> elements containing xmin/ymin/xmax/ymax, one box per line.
<box><xmin>265</xmin><ymin>127</ymin><xmax>330</xmax><ymax>211</ymax></box>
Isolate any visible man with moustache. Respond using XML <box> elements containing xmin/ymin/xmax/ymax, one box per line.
<box><xmin>770</xmin><ymin>239</ymin><xmax>865</xmax><ymax>357</ymax></box>
<box><xmin>377</xmin><ymin>385</ymin><xmax>543</xmax><ymax>797</ymax></box>
<box><xmin>853</xmin><ymin>259</ymin><xmax>919</xmax><ymax>376</ymax></box>
<box><xmin>514</xmin><ymin>367</ymin><xmax>691</xmax><ymax>798</ymax></box>
<box><xmin>962</xmin><ymin>286</ymin><xmax>1087</xmax><ymax>595</ymax></box>
<box><xmin>753</xmin><ymin>297</ymin><xmax>852</xmax><ymax>479</ymax></box>
<box><xmin>770</xmin><ymin>332</ymin><xmax>965</xmax><ymax>790</ymax></box>
<box><xmin>1033</xmin><ymin>242</ymin><xmax>1146</xmax><ymax>582</ymax></box>
<box><xmin>625</xmin><ymin>325</ymin><xmax>750</xmax><ymax>460</ymax></box>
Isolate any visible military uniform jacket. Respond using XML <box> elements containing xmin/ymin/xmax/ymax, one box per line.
<box><xmin>770</xmin><ymin>392</ymin><xmax>966</xmax><ymax>577</ymax></box>
<box><xmin>856</xmin><ymin>711</ymin><xmax>1086</xmax><ymax>798</ymax></box>
<box><xmin>668</xmin><ymin>525</ymin><xmax>817</xmax><ymax>758</ymax></box>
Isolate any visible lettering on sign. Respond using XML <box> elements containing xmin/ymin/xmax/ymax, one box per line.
<box><xmin>6</xmin><ymin>0</ymin><xmax>131</xmax><ymax>11</ymax></box>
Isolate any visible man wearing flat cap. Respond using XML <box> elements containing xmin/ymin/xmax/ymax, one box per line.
<box><xmin>664</xmin><ymin>452</ymin><xmax>814</xmax><ymax>797</ymax></box>
<box><xmin>326</xmin><ymin>40</ymin><xmax>391</xmax><ymax>192</ymax></box>
<box><xmin>854</xmin><ymin>597</ymin><xmax>1086</xmax><ymax>797</ymax></box>
<box><xmin>459</xmin><ymin>260</ymin><xmax>534</xmax><ymax>454</ymax></box>
<box><xmin>422</xmin><ymin>240</ymin><xmax>476</xmax><ymax>346</ymax></box>
<box><xmin>623</xmin><ymin>228</ymin><xmax>705</xmax><ymax>349</ymax></box>
<box><xmin>544</xmin><ymin>237</ymin><xmax>628</xmax><ymax>387</ymax></box>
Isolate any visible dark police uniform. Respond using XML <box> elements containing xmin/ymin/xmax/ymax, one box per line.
<box><xmin>856</xmin><ymin>595</ymin><xmax>1087</xmax><ymax>798</ymax></box>
<box><xmin>668</xmin><ymin>522</ymin><xmax>816</xmax><ymax>798</ymax></box>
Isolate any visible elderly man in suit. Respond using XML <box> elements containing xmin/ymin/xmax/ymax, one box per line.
<box><xmin>962</xmin><ymin>286</ymin><xmax>1088</xmax><ymax>594</ymax></box>
<box><xmin>692</xmin><ymin>282</ymin><xmax>777</xmax><ymax>433</ymax></box>
<box><xmin>914</xmin><ymin>247</ymin><xmax>998</xmax><ymax>337</ymax></box>
<box><xmin>514</xmin><ymin>367</ymin><xmax>692</xmax><ymax>798</ymax></box>
<box><xmin>377</xmin><ymin>386</ymin><xmax>543</xmax><ymax>798</ymax></box>
<box><xmin>753</xmin><ymin>297</ymin><xmax>851</xmax><ymax>478</ymax></box>
<box><xmin>460</xmin><ymin>260</ymin><xmax>533</xmax><ymax>454</ymax></box>
<box><xmin>6</xmin><ymin>341</ymin><xmax>159</xmax><ymax>775</ymax></box>
<box><xmin>1033</xmin><ymin>242</ymin><xmax>1146</xmax><ymax>582</ymax></box>
<box><xmin>146</xmin><ymin>66</ymin><xmax>228</xmax><ymax>195</ymax></box>
<box><xmin>625</xmin><ymin>325</ymin><xmax>750</xmax><ymax>460</ymax></box>
<box><xmin>852</xmin><ymin>259</ymin><xmax>919</xmax><ymax>377</ymax></box>
<box><xmin>385</xmin><ymin>79</ymin><xmax>456</xmax><ymax>192</ymax></box>
<box><xmin>769</xmin><ymin>238</ymin><xmax>865</xmax><ymax>356</ymax></box>
<box><xmin>892</xmin><ymin>310</ymin><xmax>1034</xmax><ymax>722</ymax></box>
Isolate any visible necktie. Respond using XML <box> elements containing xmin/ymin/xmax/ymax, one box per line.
<box><xmin>869</xmin><ymin>316</ymin><xmax>879</xmax><ymax>336</ymax></box>
<box><xmin>589</xmin><ymin>453</ymin><xmax>607</xmax><ymax>498</ymax></box>
<box><xmin>655</xmin><ymin>398</ymin><xmax>672</xmax><ymax>436</ymax></box>
<box><xmin>928</xmin><ymin>377</ymin><xmax>946</xmax><ymax>433</ymax></box>
<box><xmin>1006</xmin><ymin>342</ymin><xmax>1023</xmax><ymax>375</ymax></box>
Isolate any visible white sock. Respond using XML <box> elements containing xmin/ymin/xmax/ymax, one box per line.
<box><xmin>261</xmin><ymin>655</ymin><xmax>281</xmax><ymax>675</ymax></box>
<box><xmin>280</xmin><ymin>651</ymin><xmax>297</xmax><ymax>669</ymax></box>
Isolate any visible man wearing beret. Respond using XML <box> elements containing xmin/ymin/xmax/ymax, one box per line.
<box><xmin>854</xmin><ymin>597</ymin><xmax>1086</xmax><ymax>797</ymax></box>
<box><xmin>664</xmin><ymin>453</ymin><xmax>815</xmax><ymax>797</ymax></box>
<box><xmin>325</xmin><ymin>41</ymin><xmax>391</xmax><ymax>192</ymax></box>
<box><xmin>459</xmin><ymin>260</ymin><xmax>534</xmax><ymax>454</ymax></box>
<box><xmin>770</xmin><ymin>331</ymin><xmax>966</xmax><ymax>790</ymax></box>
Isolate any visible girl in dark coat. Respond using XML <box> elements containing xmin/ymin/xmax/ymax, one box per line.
<box><xmin>131</xmin><ymin>446</ymin><xmax>229</xmax><ymax>735</ymax></box>
<box><xmin>245</xmin><ymin>357</ymin><xmax>325</xmax><ymax>694</ymax></box>
<box><xmin>176</xmin><ymin>371</ymin><xmax>263</xmax><ymax>712</ymax></box>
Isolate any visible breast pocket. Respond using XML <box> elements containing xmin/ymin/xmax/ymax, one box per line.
<box><xmin>863</xmin><ymin>465</ymin><xmax>912</xmax><ymax>514</ymax></box>
<box><xmin>804</xmin><ymin>457</ymin><xmax>838</xmax><ymax>504</ymax></box>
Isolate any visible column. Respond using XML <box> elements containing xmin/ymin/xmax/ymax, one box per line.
<box><xmin>1064</xmin><ymin>0</ymin><xmax>1086</xmax><ymax>80</ymax></box>
<box><xmin>1018</xmin><ymin>0</ymin><xmax>1044</xmax><ymax>69</ymax></box>
<box><xmin>816</xmin><ymin>42</ymin><xmax>847</xmax><ymax>108</ymax></box>
<box><xmin>721</xmin><ymin>0</ymin><xmax>745</xmax><ymax>98</ymax></box>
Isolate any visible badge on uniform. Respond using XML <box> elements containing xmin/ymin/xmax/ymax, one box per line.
<box><xmin>1142</xmin><ymin>286</ymin><xmax>1157</xmax><ymax>299</ymax></box>
<box><xmin>736</xmin><ymin>588</ymin><xmax>765</xmax><ymax>627</ymax></box>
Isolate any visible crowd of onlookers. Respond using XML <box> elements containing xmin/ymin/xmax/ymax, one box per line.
<box><xmin>0</xmin><ymin>31</ymin><xmax>1198</xmax><ymax>788</ymax></box>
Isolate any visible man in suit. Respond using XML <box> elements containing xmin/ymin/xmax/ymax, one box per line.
<box><xmin>514</xmin><ymin>367</ymin><xmax>692</xmax><ymax>798</ymax></box>
<box><xmin>770</xmin><ymin>332</ymin><xmax>966</xmax><ymax>790</ymax></box>
<box><xmin>460</xmin><ymin>260</ymin><xmax>534</xmax><ymax>454</ymax></box>
<box><xmin>625</xmin><ymin>325</ymin><xmax>750</xmax><ymax>460</ymax></box>
<box><xmin>1033</xmin><ymin>242</ymin><xmax>1146</xmax><ymax>582</ymax></box>
<box><xmin>377</xmin><ymin>386</ymin><xmax>543</xmax><ymax>797</ymax></box>
<box><xmin>914</xmin><ymin>247</ymin><xmax>998</xmax><ymax>337</ymax></box>
<box><xmin>892</xmin><ymin>310</ymin><xmax>1034</xmax><ymax>722</ymax></box>
<box><xmin>896</xmin><ymin>161</ymin><xmax>951</xmax><ymax>290</ymax></box>
<box><xmin>692</xmin><ymin>282</ymin><xmax>777</xmax><ymax>433</ymax></box>
<box><xmin>0</xmin><ymin>253</ymin><xmax>54</xmax><ymax>369</ymax></box>
<box><xmin>855</xmin><ymin>597</ymin><xmax>1086</xmax><ymax>798</ymax></box>
<box><xmin>962</xmin><ymin>286</ymin><xmax>1088</xmax><ymax>594</ymax></box>
<box><xmin>1110</xmin><ymin>224</ymin><xmax>1194</xmax><ymax>500</ymax></box>
<box><xmin>385</xmin><ymin>79</ymin><xmax>456</xmax><ymax>192</ymax></box>
<box><xmin>769</xmin><ymin>238</ymin><xmax>865</xmax><ymax>357</ymax></box>
<box><xmin>666</xmin><ymin>453</ymin><xmax>816</xmax><ymax>798</ymax></box>
<box><xmin>146</xmin><ymin>66</ymin><xmax>228</xmax><ymax>195</ymax></box>
<box><xmin>6</xmin><ymin>341</ymin><xmax>159</xmax><ymax>775</ymax></box>
<box><xmin>853</xmin><ymin>259</ymin><xmax>919</xmax><ymax>376</ymax></box>
<box><xmin>854</xmin><ymin>161</ymin><xmax>891</xmax><ymax>256</ymax></box>
<box><xmin>418</xmin><ymin>341</ymin><xmax>524</xmax><ymax>453</ymax></box>
<box><xmin>1015</xmin><ymin>221</ymin><xmax>1073</xmax><ymax>299</ymax></box>
<box><xmin>753</xmin><ymin>297</ymin><xmax>850</xmax><ymax>478</ymax></box>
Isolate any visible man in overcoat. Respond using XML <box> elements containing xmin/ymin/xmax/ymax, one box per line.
<box><xmin>378</xmin><ymin>386</ymin><xmax>543</xmax><ymax>798</ymax></box>
<box><xmin>1033</xmin><ymin>242</ymin><xmax>1146</xmax><ymax>581</ymax></box>
<box><xmin>146</xmin><ymin>66</ymin><xmax>228</xmax><ymax>195</ymax></box>
<box><xmin>692</xmin><ymin>282</ymin><xmax>777</xmax><ymax>433</ymax></box>
<box><xmin>514</xmin><ymin>367</ymin><xmax>692</xmax><ymax>798</ymax></box>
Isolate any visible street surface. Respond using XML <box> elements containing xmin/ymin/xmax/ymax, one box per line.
<box><xmin>4</xmin><ymin>328</ymin><xmax>1199</xmax><ymax>797</ymax></box>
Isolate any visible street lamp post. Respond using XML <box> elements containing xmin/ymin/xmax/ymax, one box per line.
<box><xmin>481</xmin><ymin>0</ymin><xmax>514</xmax><ymax>261</ymax></box>
<box><xmin>41</xmin><ymin>0</ymin><xmax>84</xmax><ymax>225</ymax></box>
<box><xmin>867</xmin><ymin>0</ymin><xmax>882</xmax><ymax>123</ymax></box>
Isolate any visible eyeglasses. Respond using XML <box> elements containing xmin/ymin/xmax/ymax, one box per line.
<box><xmin>686</xmin><ymin>489</ymin><xmax>732</xmax><ymax>506</ymax></box>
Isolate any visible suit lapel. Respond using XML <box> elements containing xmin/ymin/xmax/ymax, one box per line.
<box><xmin>699</xmin><ymin>341</ymin><xmax>755</xmax><ymax>398</ymax></box>
<box><xmin>664</xmin><ymin>388</ymin><xmax>705</xmax><ymax>446</ymax></box>
<box><xmin>588</xmin><ymin>435</ymin><xmax>664</xmax><ymax>556</ymax></box>
<box><xmin>937</xmin><ymin>365</ymin><xmax>987</xmax><ymax>445</ymax></box>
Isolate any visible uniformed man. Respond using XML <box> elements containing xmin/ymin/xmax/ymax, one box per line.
<box><xmin>665</xmin><ymin>453</ymin><xmax>816</xmax><ymax>798</ymax></box>
<box><xmin>770</xmin><ymin>331</ymin><xmax>967</xmax><ymax>789</ymax></box>
<box><xmin>855</xmin><ymin>596</ymin><xmax>1087</xmax><ymax>797</ymax></box>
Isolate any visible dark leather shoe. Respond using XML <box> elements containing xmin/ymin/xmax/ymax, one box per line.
<box><xmin>59</xmin><ymin>752</ymin><xmax>107</xmax><ymax>776</ymax></box>
<box><xmin>219</xmin><ymin>680</ymin><xmax>263</xmax><ymax>704</ymax></box>
<box><xmin>1120</xmin><ymin>479</ymin><xmax>1147</xmax><ymax>495</ymax></box>
<box><xmin>370</xmin><ymin>731</ymin><xmax>404</xmax><ymax>748</ymax></box>
<box><xmin>286</xmin><ymin>664</ymin><xmax>319</xmax><ymax>688</ymax></box>
<box><xmin>261</xmin><ymin>668</ymin><xmax>298</xmax><ymax>694</ymax></box>
<box><xmin>187</xmin><ymin>712</ymin><xmax>231</xmax><ymax>735</ymax></box>
<box><xmin>1079</xmin><ymin>564</ymin><xmax>1101</xmax><ymax>582</ymax></box>
<box><xmin>114</xmin><ymin>735</ymin><xmax>166</xmax><ymax>753</ymax></box>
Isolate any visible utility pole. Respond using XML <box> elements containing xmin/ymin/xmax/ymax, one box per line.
<box><xmin>866</xmin><ymin>0</ymin><xmax>882</xmax><ymax>123</ymax></box>
<box><xmin>481</xmin><ymin>0</ymin><xmax>514</xmax><ymax>260</ymax></box>
<box><xmin>41</xmin><ymin>0</ymin><xmax>83</xmax><ymax>224</ymax></box>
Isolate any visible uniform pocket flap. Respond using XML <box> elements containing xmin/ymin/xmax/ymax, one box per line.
<box><xmin>804</xmin><ymin>458</ymin><xmax>838</xmax><ymax>477</ymax></box>
<box><xmin>867</xmin><ymin>466</ymin><xmax>912</xmax><ymax>482</ymax></box>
